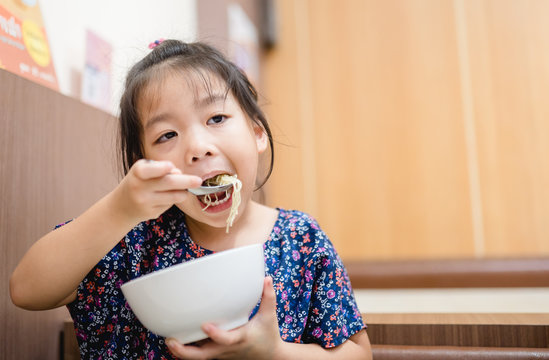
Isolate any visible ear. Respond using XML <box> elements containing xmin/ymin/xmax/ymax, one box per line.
<box><xmin>253</xmin><ymin>122</ymin><xmax>269</xmax><ymax>154</ymax></box>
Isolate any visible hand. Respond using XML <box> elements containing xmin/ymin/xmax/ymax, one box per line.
<box><xmin>112</xmin><ymin>159</ymin><xmax>202</xmax><ymax>223</ymax></box>
<box><xmin>166</xmin><ymin>276</ymin><xmax>283</xmax><ymax>360</ymax></box>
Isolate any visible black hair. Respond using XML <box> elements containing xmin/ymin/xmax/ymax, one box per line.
<box><xmin>118</xmin><ymin>39</ymin><xmax>274</xmax><ymax>188</ymax></box>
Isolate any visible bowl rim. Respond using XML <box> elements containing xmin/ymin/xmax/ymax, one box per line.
<box><xmin>120</xmin><ymin>243</ymin><xmax>264</xmax><ymax>290</ymax></box>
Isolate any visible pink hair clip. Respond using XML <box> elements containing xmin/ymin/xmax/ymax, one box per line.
<box><xmin>148</xmin><ymin>38</ymin><xmax>165</xmax><ymax>49</ymax></box>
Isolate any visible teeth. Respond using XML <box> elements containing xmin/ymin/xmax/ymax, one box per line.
<box><xmin>201</xmin><ymin>191</ymin><xmax>231</xmax><ymax>209</ymax></box>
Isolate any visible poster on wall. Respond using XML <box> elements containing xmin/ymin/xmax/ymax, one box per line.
<box><xmin>81</xmin><ymin>29</ymin><xmax>112</xmax><ymax>112</ymax></box>
<box><xmin>227</xmin><ymin>3</ymin><xmax>259</xmax><ymax>86</ymax></box>
<box><xmin>0</xmin><ymin>0</ymin><xmax>58</xmax><ymax>90</ymax></box>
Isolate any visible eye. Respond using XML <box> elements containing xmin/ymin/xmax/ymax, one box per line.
<box><xmin>155</xmin><ymin>131</ymin><xmax>177</xmax><ymax>144</ymax></box>
<box><xmin>207</xmin><ymin>115</ymin><xmax>227</xmax><ymax>125</ymax></box>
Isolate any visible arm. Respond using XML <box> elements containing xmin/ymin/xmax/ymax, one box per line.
<box><xmin>9</xmin><ymin>160</ymin><xmax>201</xmax><ymax>310</ymax></box>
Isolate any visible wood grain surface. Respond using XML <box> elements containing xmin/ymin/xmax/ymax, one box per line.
<box><xmin>1</xmin><ymin>69</ymin><xmax>118</xmax><ymax>360</ymax></box>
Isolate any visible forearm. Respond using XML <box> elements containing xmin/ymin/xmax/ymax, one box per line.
<box><xmin>9</xmin><ymin>190</ymin><xmax>138</xmax><ymax>310</ymax></box>
<box><xmin>274</xmin><ymin>331</ymin><xmax>372</xmax><ymax>360</ymax></box>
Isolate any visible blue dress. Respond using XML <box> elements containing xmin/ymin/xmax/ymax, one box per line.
<box><xmin>65</xmin><ymin>206</ymin><xmax>366</xmax><ymax>359</ymax></box>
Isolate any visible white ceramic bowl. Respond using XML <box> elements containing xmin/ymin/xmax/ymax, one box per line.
<box><xmin>121</xmin><ymin>243</ymin><xmax>265</xmax><ymax>344</ymax></box>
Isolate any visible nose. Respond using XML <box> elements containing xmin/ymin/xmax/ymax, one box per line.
<box><xmin>184</xmin><ymin>129</ymin><xmax>216</xmax><ymax>164</ymax></box>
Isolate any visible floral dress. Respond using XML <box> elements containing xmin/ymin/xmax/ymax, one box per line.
<box><xmin>65</xmin><ymin>206</ymin><xmax>365</xmax><ymax>359</ymax></box>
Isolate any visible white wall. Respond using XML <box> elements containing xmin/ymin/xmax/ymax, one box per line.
<box><xmin>40</xmin><ymin>0</ymin><xmax>197</xmax><ymax>114</ymax></box>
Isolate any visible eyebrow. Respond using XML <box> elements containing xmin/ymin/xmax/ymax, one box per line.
<box><xmin>144</xmin><ymin>113</ymin><xmax>171</xmax><ymax>130</ymax></box>
<box><xmin>194</xmin><ymin>92</ymin><xmax>228</xmax><ymax>108</ymax></box>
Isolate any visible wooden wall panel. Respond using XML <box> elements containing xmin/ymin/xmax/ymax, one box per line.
<box><xmin>314</xmin><ymin>0</ymin><xmax>475</xmax><ymax>260</ymax></box>
<box><xmin>263</xmin><ymin>0</ymin><xmax>549</xmax><ymax>260</ymax></box>
<box><xmin>262</xmin><ymin>0</ymin><xmax>307</xmax><ymax>212</ymax></box>
<box><xmin>264</xmin><ymin>0</ymin><xmax>475</xmax><ymax>260</ymax></box>
<box><xmin>463</xmin><ymin>0</ymin><xmax>549</xmax><ymax>256</ymax></box>
<box><xmin>1</xmin><ymin>70</ymin><xmax>118</xmax><ymax>359</ymax></box>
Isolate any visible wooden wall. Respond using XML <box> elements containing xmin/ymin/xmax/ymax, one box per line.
<box><xmin>262</xmin><ymin>0</ymin><xmax>549</xmax><ymax>260</ymax></box>
<box><xmin>0</xmin><ymin>69</ymin><xmax>118</xmax><ymax>359</ymax></box>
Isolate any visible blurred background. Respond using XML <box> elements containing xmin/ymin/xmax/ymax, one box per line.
<box><xmin>25</xmin><ymin>0</ymin><xmax>549</xmax><ymax>261</ymax></box>
<box><xmin>2</xmin><ymin>0</ymin><xmax>549</xmax><ymax>358</ymax></box>
<box><xmin>262</xmin><ymin>0</ymin><xmax>549</xmax><ymax>262</ymax></box>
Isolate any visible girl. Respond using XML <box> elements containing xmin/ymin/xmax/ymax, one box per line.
<box><xmin>10</xmin><ymin>40</ymin><xmax>372</xmax><ymax>360</ymax></box>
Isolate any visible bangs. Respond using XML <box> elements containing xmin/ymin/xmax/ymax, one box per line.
<box><xmin>136</xmin><ymin>63</ymin><xmax>232</xmax><ymax>123</ymax></box>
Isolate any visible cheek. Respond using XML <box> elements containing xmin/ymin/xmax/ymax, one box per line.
<box><xmin>143</xmin><ymin>139</ymin><xmax>180</xmax><ymax>162</ymax></box>
<box><xmin>240</xmin><ymin>152</ymin><xmax>260</xmax><ymax>187</ymax></box>
<box><xmin>226</xmin><ymin>124</ymin><xmax>261</xmax><ymax>156</ymax></box>
<box><xmin>140</xmin><ymin>136</ymin><xmax>154</xmax><ymax>159</ymax></box>
<box><xmin>239</xmin><ymin>137</ymin><xmax>261</xmax><ymax>165</ymax></box>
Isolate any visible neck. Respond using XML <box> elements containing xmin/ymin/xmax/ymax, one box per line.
<box><xmin>185</xmin><ymin>201</ymin><xmax>266</xmax><ymax>252</ymax></box>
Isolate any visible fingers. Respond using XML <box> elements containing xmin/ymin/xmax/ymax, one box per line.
<box><xmin>166</xmin><ymin>336</ymin><xmax>230</xmax><ymax>360</ymax></box>
<box><xmin>132</xmin><ymin>159</ymin><xmax>202</xmax><ymax>191</ymax></box>
<box><xmin>166</xmin><ymin>278</ymin><xmax>281</xmax><ymax>359</ymax></box>
<box><xmin>137</xmin><ymin>174</ymin><xmax>201</xmax><ymax>214</ymax></box>
<box><xmin>257</xmin><ymin>276</ymin><xmax>277</xmax><ymax>315</ymax></box>
<box><xmin>166</xmin><ymin>338</ymin><xmax>208</xmax><ymax>359</ymax></box>
<box><xmin>132</xmin><ymin>159</ymin><xmax>175</xmax><ymax>180</ymax></box>
<box><xmin>166</xmin><ymin>325</ymin><xmax>245</xmax><ymax>359</ymax></box>
<box><xmin>157</xmin><ymin>173</ymin><xmax>202</xmax><ymax>193</ymax></box>
<box><xmin>117</xmin><ymin>159</ymin><xmax>202</xmax><ymax>222</ymax></box>
<box><xmin>146</xmin><ymin>190</ymin><xmax>192</xmax><ymax>209</ymax></box>
<box><xmin>201</xmin><ymin>323</ymin><xmax>244</xmax><ymax>346</ymax></box>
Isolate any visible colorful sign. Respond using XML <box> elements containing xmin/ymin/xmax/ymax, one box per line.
<box><xmin>81</xmin><ymin>29</ymin><xmax>112</xmax><ymax>112</ymax></box>
<box><xmin>0</xmin><ymin>0</ymin><xmax>58</xmax><ymax>90</ymax></box>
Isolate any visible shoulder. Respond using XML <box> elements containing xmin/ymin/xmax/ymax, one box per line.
<box><xmin>274</xmin><ymin>208</ymin><xmax>323</xmax><ymax>243</ymax></box>
<box><xmin>272</xmin><ymin>208</ymin><xmax>336</xmax><ymax>258</ymax></box>
<box><xmin>275</xmin><ymin>208</ymin><xmax>322</xmax><ymax>230</ymax></box>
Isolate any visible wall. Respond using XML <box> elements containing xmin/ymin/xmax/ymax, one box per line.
<box><xmin>1</xmin><ymin>69</ymin><xmax>118</xmax><ymax>359</ymax></box>
<box><xmin>2</xmin><ymin>2</ymin><xmax>265</xmax><ymax>358</ymax></box>
<box><xmin>39</xmin><ymin>0</ymin><xmax>197</xmax><ymax>113</ymax></box>
<box><xmin>263</xmin><ymin>0</ymin><xmax>549</xmax><ymax>260</ymax></box>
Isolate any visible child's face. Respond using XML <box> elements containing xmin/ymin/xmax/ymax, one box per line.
<box><xmin>138</xmin><ymin>70</ymin><xmax>268</xmax><ymax>230</ymax></box>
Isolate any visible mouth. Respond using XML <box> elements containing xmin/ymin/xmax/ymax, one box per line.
<box><xmin>196</xmin><ymin>174</ymin><xmax>234</xmax><ymax>210</ymax></box>
<box><xmin>197</xmin><ymin>188</ymin><xmax>233</xmax><ymax>208</ymax></box>
<box><xmin>193</xmin><ymin>173</ymin><xmax>243</xmax><ymax>233</ymax></box>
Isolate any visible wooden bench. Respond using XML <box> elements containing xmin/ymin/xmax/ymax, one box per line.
<box><xmin>371</xmin><ymin>345</ymin><xmax>549</xmax><ymax>359</ymax></box>
<box><xmin>365</xmin><ymin>313</ymin><xmax>549</xmax><ymax>359</ymax></box>
<box><xmin>345</xmin><ymin>257</ymin><xmax>549</xmax><ymax>288</ymax></box>
<box><xmin>64</xmin><ymin>313</ymin><xmax>549</xmax><ymax>359</ymax></box>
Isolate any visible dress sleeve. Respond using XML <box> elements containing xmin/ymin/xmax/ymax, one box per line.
<box><xmin>302</xmin><ymin>239</ymin><xmax>366</xmax><ymax>348</ymax></box>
